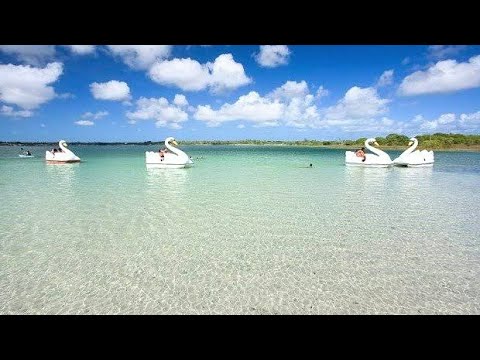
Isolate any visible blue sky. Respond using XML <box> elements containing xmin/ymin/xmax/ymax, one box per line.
<box><xmin>1</xmin><ymin>45</ymin><xmax>480</xmax><ymax>141</ymax></box>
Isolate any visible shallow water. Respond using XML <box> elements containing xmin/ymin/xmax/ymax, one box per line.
<box><xmin>1</xmin><ymin>145</ymin><xmax>479</xmax><ymax>314</ymax></box>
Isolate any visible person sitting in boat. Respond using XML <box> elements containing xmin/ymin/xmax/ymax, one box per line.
<box><xmin>26</xmin><ymin>150</ymin><xmax>31</xmax><ymax>156</ymax></box>
<box><xmin>159</xmin><ymin>148</ymin><xmax>167</xmax><ymax>161</ymax></box>
<box><xmin>355</xmin><ymin>147</ymin><xmax>366</xmax><ymax>162</ymax></box>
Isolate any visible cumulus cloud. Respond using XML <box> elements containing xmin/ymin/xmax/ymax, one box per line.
<box><xmin>74</xmin><ymin>120</ymin><xmax>94</xmax><ymax>126</ymax></box>
<box><xmin>414</xmin><ymin>110</ymin><xmax>480</xmax><ymax>133</ymax></box>
<box><xmin>268</xmin><ymin>80</ymin><xmax>310</xmax><ymax>100</ymax></box>
<box><xmin>65</xmin><ymin>45</ymin><xmax>96</xmax><ymax>55</ymax></box>
<box><xmin>193</xmin><ymin>81</ymin><xmax>390</xmax><ymax>130</ymax></box>
<box><xmin>195</xmin><ymin>91</ymin><xmax>284</xmax><ymax>127</ymax></box>
<box><xmin>0</xmin><ymin>62</ymin><xmax>63</xmax><ymax>110</ymax></box>
<box><xmin>173</xmin><ymin>94</ymin><xmax>189</xmax><ymax>107</ymax></box>
<box><xmin>324</xmin><ymin>86</ymin><xmax>390</xmax><ymax>120</ymax></box>
<box><xmin>0</xmin><ymin>105</ymin><xmax>33</xmax><ymax>118</ymax></box>
<box><xmin>148</xmin><ymin>53</ymin><xmax>252</xmax><ymax>93</ymax></box>
<box><xmin>0</xmin><ymin>45</ymin><xmax>56</xmax><ymax>65</ymax></box>
<box><xmin>427</xmin><ymin>45</ymin><xmax>467</xmax><ymax>60</ymax></box>
<box><xmin>90</xmin><ymin>80</ymin><xmax>131</xmax><ymax>101</ymax></box>
<box><xmin>376</xmin><ymin>69</ymin><xmax>394</xmax><ymax>87</ymax></box>
<box><xmin>255</xmin><ymin>45</ymin><xmax>291</xmax><ymax>68</ymax></box>
<box><xmin>126</xmin><ymin>96</ymin><xmax>189</xmax><ymax>129</ymax></box>
<box><xmin>107</xmin><ymin>45</ymin><xmax>172</xmax><ymax>70</ymax></box>
<box><xmin>399</xmin><ymin>55</ymin><xmax>480</xmax><ymax>95</ymax></box>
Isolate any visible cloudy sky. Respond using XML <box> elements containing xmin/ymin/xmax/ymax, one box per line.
<box><xmin>1</xmin><ymin>45</ymin><xmax>480</xmax><ymax>141</ymax></box>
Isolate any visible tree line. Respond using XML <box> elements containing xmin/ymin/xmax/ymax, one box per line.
<box><xmin>2</xmin><ymin>133</ymin><xmax>480</xmax><ymax>149</ymax></box>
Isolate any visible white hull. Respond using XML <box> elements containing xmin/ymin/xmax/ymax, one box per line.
<box><xmin>145</xmin><ymin>138</ymin><xmax>193</xmax><ymax>169</ymax></box>
<box><xmin>394</xmin><ymin>162</ymin><xmax>434</xmax><ymax>167</ymax></box>
<box><xmin>46</xmin><ymin>141</ymin><xmax>81</xmax><ymax>163</ymax></box>
<box><xmin>19</xmin><ymin>155</ymin><xmax>34</xmax><ymax>158</ymax></box>
<box><xmin>345</xmin><ymin>162</ymin><xmax>392</xmax><ymax>168</ymax></box>
<box><xmin>146</xmin><ymin>163</ymin><xmax>192</xmax><ymax>169</ymax></box>
<box><xmin>46</xmin><ymin>159</ymin><xmax>81</xmax><ymax>163</ymax></box>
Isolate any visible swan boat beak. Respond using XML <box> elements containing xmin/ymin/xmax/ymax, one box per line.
<box><xmin>172</xmin><ymin>140</ymin><xmax>178</xmax><ymax>146</ymax></box>
<box><xmin>408</xmin><ymin>141</ymin><xmax>413</xmax><ymax>146</ymax></box>
<box><xmin>374</xmin><ymin>141</ymin><xmax>380</xmax><ymax>146</ymax></box>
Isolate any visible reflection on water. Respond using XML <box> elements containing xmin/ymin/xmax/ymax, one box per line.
<box><xmin>44</xmin><ymin>162</ymin><xmax>81</xmax><ymax>198</ymax></box>
<box><xmin>145</xmin><ymin>167</ymin><xmax>189</xmax><ymax>198</ymax></box>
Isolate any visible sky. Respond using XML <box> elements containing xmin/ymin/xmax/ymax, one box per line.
<box><xmin>1</xmin><ymin>44</ymin><xmax>480</xmax><ymax>142</ymax></box>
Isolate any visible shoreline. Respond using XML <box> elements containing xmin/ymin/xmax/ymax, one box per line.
<box><xmin>1</xmin><ymin>142</ymin><xmax>480</xmax><ymax>152</ymax></box>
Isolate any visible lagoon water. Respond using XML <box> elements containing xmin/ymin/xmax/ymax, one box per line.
<box><xmin>1</xmin><ymin>145</ymin><xmax>479</xmax><ymax>314</ymax></box>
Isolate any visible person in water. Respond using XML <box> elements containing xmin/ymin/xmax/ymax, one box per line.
<box><xmin>26</xmin><ymin>151</ymin><xmax>31</xmax><ymax>156</ymax></box>
<box><xmin>309</xmin><ymin>163</ymin><xmax>313</xmax><ymax>167</ymax></box>
<box><xmin>355</xmin><ymin>147</ymin><xmax>366</xmax><ymax>162</ymax></box>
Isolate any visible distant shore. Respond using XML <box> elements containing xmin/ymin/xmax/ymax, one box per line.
<box><xmin>2</xmin><ymin>141</ymin><xmax>480</xmax><ymax>152</ymax></box>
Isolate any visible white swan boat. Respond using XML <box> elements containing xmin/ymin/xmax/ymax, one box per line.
<box><xmin>145</xmin><ymin>137</ymin><xmax>193</xmax><ymax>169</ymax></box>
<box><xmin>393</xmin><ymin>137</ymin><xmax>434</xmax><ymax>167</ymax></box>
<box><xmin>45</xmin><ymin>140</ymin><xmax>81</xmax><ymax>163</ymax></box>
<box><xmin>345</xmin><ymin>138</ymin><xmax>393</xmax><ymax>167</ymax></box>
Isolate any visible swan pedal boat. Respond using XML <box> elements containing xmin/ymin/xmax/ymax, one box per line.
<box><xmin>45</xmin><ymin>140</ymin><xmax>81</xmax><ymax>163</ymax></box>
<box><xmin>19</xmin><ymin>154</ymin><xmax>34</xmax><ymax>158</ymax></box>
<box><xmin>145</xmin><ymin>137</ymin><xmax>193</xmax><ymax>169</ymax></box>
<box><xmin>393</xmin><ymin>137</ymin><xmax>434</xmax><ymax>167</ymax></box>
<box><xmin>345</xmin><ymin>138</ymin><xmax>393</xmax><ymax>167</ymax></box>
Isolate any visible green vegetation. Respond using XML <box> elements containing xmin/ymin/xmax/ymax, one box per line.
<box><xmin>180</xmin><ymin>133</ymin><xmax>480</xmax><ymax>150</ymax></box>
<box><xmin>2</xmin><ymin>133</ymin><xmax>480</xmax><ymax>150</ymax></box>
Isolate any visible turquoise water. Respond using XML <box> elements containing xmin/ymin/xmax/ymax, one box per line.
<box><xmin>1</xmin><ymin>145</ymin><xmax>479</xmax><ymax>314</ymax></box>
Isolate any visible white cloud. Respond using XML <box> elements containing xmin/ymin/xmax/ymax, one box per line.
<box><xmin>376</xmin><ymin>69</ymin><xmax>394</xmax><ymax>87</ymax></box>
<box><xmin>427</xmin><ymin>45</ymin><xmax>467</xmax><ymax>60</ymax></box>
<box><xmin>57</xmin><ymin>92</ymin><xmax>75</xmax><ymax>99</ymax></box>
<box><xmin>255</xmin><ymin>45</ymin><xmax>291</xmax><ymax>68</ymax></box>
<box><xmin>324</xmin><ymin>86</ymin><xmax>390</xmax><ymax>120</ymax></box>
<box><xmin>0</xmin><ymin>45</ymin><xmax>56</xmax><ymax>65</ymax></box>
<box><xmin>0</xmin><ymin>105</ymin><xmax>33</xmax><ymax>118</ymax></box>
<box><xmin>460</xmin><ymin>111</ymin><xmax>480</xmax><ymax>123</ymax></box>
<box><xmin>75</xmin><ymin>120</ymin><xmax>94</xmax><ymax>126</ymax></box>
<box><xmin>148</xmin><ymin>53</ymin><xmax>251</xmax><ymax>92</ymax></box>
<box><xmin>0</xmin><ymin>62</ymin><xmax>63</xmax><ymax>110</ymax></box>
<box><xmin>107</xmin><ymin>45</ymin><xmax>172</xmax><ymax>70</ymax></box>
<box><xmin>268</xmin><ymin>80</ymin><xmax>310</xmax><ymax>100</ymax></box>
<box><xmin>40</xmin><ymin>123</ymin><xmax>46</xmax><ymax>127</ymax></box>
<box><xmin>193</xmin><ymin>81</ymin><xmax>390</xmax><ymax>130</ymax></box>
<box><xmin>65</xmin><ymin>45</ymin><xmax>96</xmax><ymax>55</ymax></box>
<box><xmin>126</xmin><ymin>96</ymin><xmax>189</xmax><ymax>129</ymax></box>
<box><xmin>173</xmin><ymin>94</ymin><xmax>188</xmax><ymax>107</ymax></box>
<box><xmin>399</xmin><ymin>55</ymin><xmax>480</xmax><ymax>95</ymax></box>
<box><xmin>437</xmin><ymin>113</ymin><xmax>456</xmax><ymax>124</ymax></box>
<box><xmin>316</xmin><ymin>86</ymin><xmax>329</xmax><ymax>99</ymax></box>
<box><xmin>82</xmin><ymin>110</ymin><xmax>108</xmax><ymax>120</ymax></box>
<box><xmin>90</xmin><ymin>80</ymin><xmax>131</xmax><ymax>101</ymax></box>
<box><xmin>402</xmin><ymin>57</ymin><xmax>411</xmax><ymax>65</ymax></box>
<box><xmin>237</xmin><ymin>124</ymin><xmax>245</xmax><ymax>128</ymax></box>
<box><xmin>194</xmin><ymin>91</ymin><xmax>284</xmax><ymax>127</ymax></box>
<box><xmin>416</xmin><ymin>111</ymin><xmax>480</xmax><ymax>132</ymax></box>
